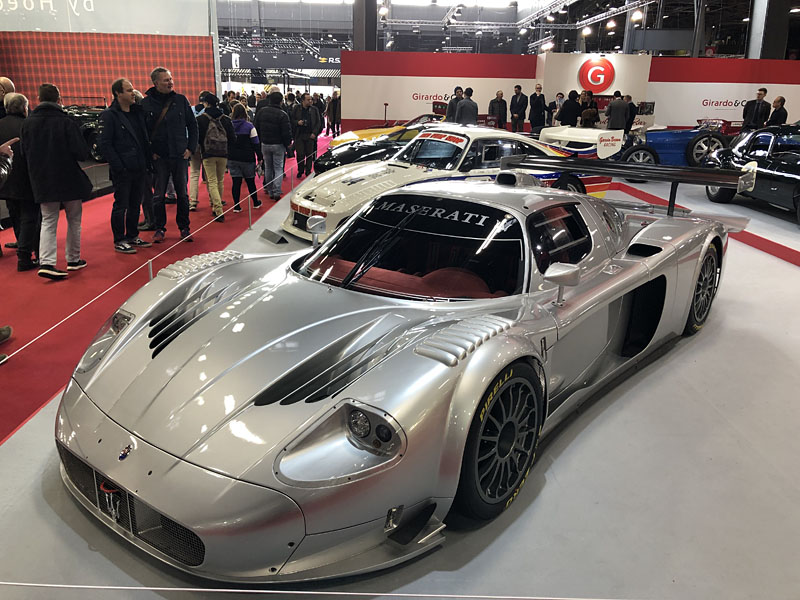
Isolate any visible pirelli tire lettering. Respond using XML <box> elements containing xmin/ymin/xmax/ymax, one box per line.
<box><xmin>455</xmin><ymin>361</ymin><xmax>543</xmax><ymax>520</ymax></box>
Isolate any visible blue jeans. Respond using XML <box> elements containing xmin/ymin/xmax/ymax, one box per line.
<box><xmin>153</xmin><ymin>157</ymin><xmax>189</xmax><ymax>233</ymax></box>
<box><xmin>261</xmin><ymin>143</ymin><xmax>285</xmax><ymax>198</ymax></box>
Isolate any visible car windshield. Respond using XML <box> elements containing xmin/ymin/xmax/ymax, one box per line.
<box><xmin>405</xmin><ymin>114</ymin><xmax>440</xmax><ymax>126</ymax></box>
<box><xmin>393</xmin><ymin>131</ymin><xmax>468</xmax><ymax>170</ymax></box>
<box><xmin>295</xmin><ymin>194</ymin><xmax>525</xmax><ymax>301</ymax></box>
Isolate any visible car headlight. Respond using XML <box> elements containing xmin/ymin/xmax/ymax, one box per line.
<box><xmin>75</xmin><ymin>309</ymin><xmax>133</xmax><ymax>373</ymax></box>
<box><xmin>275</xmin><ymin>400</ymin><xmax>407</xmax><ymax>487</ymax></box>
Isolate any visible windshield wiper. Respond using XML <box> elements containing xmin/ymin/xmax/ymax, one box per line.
<box><xmin>341</xmin><ymin>209</ymin><xmax>419</xmax><ymax>290</ymax></box>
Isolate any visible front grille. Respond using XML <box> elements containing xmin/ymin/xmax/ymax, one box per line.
<box><xmin>292</xmin><ymin>211</ymin><xmax>309</xmax><ymax>231</ymax></box>
<box><xmin>58</xmin><ymin>444</ymin><xmax>205</xmax><ymax>567</ymax></box>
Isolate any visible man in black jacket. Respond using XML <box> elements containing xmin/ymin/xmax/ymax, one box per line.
<box><xmin>21</xmin><ymin>83</ymin><xmax>91</xmax><ymax>280</ymax></box>
<box><xmin>529</xmin><ymin>83</ymin><xmax>547</xmax><ymax>129</ymax></box>
<box><xmin>488</xmin><ymin>90</ymin><xmax>507</xmax><ymax>129</ymax></box>
<box><xmin>509</xmin><ymin>85</ymin><xmax>528</xmax><ymax>133</ymax></box>
<box><xmin>742</xmin><ymin>88</ymin><xmax>770</xmax><ymax>131</ymax></box>
<box><xmin>0</xmin><ymin>92</ymin><xmax>39</xmax><ymax>271</ymax></box>
<box><xmin>445</xmin><ymin>87</ymin><xmax>463</xmax><ymax>123</ymax></box>
<box><xmin>253</xmin><ymin>90</ymin><xmax>292</xmax><ymax>200</ymax></box>
<box><xmin>140</xmin><ymin>67</ymin><xmax>198</xmax><ymax>244</ymax></box>
<box><xmin>99</xmin><ymin>78</ymin><xmax>153</xmax><ymax>254</ymax></box>
<box><xmin>624</xmin><ymin>95</ymin><xmax>638</xmax><ymax>133</ymax></box>
<box><xmin>766</xmin><ymin>96</ymin><xmax>788</xmax><ymax>127</ymax></box>
<box><xmin>291</xmin><ymin>93</ymin><xmax>322</xmax><ymax>178</ymax></box>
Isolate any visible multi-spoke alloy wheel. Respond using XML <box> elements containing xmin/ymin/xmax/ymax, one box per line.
<box><xmin>684</xmin><ymin>244</ymin><xmax>719</xmax><ymax>336</ymax></box>
<box><xmin>455</xmin><ymin>362</ymin><xmax>542</xmax><ymax>520</ymax></box>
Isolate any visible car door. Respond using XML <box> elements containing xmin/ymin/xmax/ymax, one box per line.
<box><xmin>459</xmin><ymin>137</ymin><xmax>521</xmax><ymax>181</ymax></box>
<box><xmin>527</xmin><ymin>202</ymin><xmax>619</xmax><ymax>411</ymax></box>
<box><xmin>742</xmin><ymin>131</ymin><xmax>777</xmax><ymax>200</ymax></box>
<box><xmin>764</xmin><ymin>132</ymin><xmax>800</xmax><ymax>209</ymax></box>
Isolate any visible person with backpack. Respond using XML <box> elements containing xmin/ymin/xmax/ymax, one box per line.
<box><xmin>196</xmin><ymin>93</ymin><xmax>235</xmax><ymax>222</ymax></box>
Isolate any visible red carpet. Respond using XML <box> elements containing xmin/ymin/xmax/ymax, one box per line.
<box><xmin>0</xmin><ymin>143</ymin><xmax>326</xmax><ymax>445</ymax></box>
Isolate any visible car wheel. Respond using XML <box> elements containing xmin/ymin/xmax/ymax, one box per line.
<box><xmin>620</xmin><ymin>145</ymin><xmax>659</xmax><ymax>183</ymax></box>
<box><xmin>706</xmin><ymin>185</ymin><xmax>736</xmax><ymax>203</ymax></box>
<box><xmin>552</xmin><ymin>174</ymin><xmax>585</xmax><ymax>194</ymax></box>
<box><xmin>686</xmin><ymin>132</ymin><xmax>727</xmax><ymax>167</ymax></box>
<box><xmin>86</xmin><ymin>131</ymin><xmax>103</xmax><ymax>162</ymax></box>
<box><xmin>454</xmin><ymin>362</ymin><xmax>543</xmax><ymax>520</ymax></box>
<box><xmin>683</xmin><ymin>244</ymin><xmax>719</xmax><ymax>336</ymax></box>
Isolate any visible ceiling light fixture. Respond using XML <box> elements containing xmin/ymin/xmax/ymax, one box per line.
<box><xmin>790</xmin><ymin>7</ymin><xmax>800</xmax><ymax>12</ymax></box>
<box><xmin>519</xmin><ymin>26</ymin><xmax>528</xmax><ymax>34</ymax></box>
<box><xmin>546</xmin><ymin>14</ymin><xmax>554</xmax><ymax>21</ymax></box>
<box><xmin>606</xmin><ymin>19</ymin><xmax>615</xmax><ymax>28</ymax></box>
<box><xmin>582</xmin><ymin>25</ymin><xmax>592</xmax><ymax>36</ymax></box>
<box><xmin>378</xmin><ymin>5</ymin><xmax>388</xmax><ymax>15</ymax></box>
<box><xmin>541</xmin><ymin>41</ymin><xmax>555</xmax><ymax>50</ymax></box>
<box><xmin>608</xmin><ymin>30</ymin><xmax>615</xmax><ymax>35</ymax></box>
<box><xmin>631</xmin><ymin>9</ymin><xmax>643</xmax><ymax>21</ymax></box>
<box><xmin>742</xmin><ymin>17</ymin><xmax>749</xmax><ymax>21</ymax></box>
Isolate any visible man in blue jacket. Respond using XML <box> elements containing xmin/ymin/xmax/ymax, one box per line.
<box><xmin>140</xmin><ymin>67</ymin><xmax>198</xmax><ymax>244</ymax></box>
<box><xmin>99</xmin><ymin>78</ymin><xmax>153</xmax><ymax>254</ymax></box>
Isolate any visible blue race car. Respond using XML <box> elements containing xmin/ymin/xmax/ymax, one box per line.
<box><xmin>619</xmin><ymin>120</ymin><xmax>734</xmax><ymax>167</ymax></box>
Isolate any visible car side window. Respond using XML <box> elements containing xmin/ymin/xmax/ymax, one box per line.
<box><xmin>772</xmin><ymin>133</ymin><xmax>800</xmax><ymax>155</ymax></box>
<box><xmin>398</xmin><ymin>129</ymin><xmax>421</xmax><ymax>142</ymax></box>
<box><xmin>747</xmin><ymin>133</ymin><xmax>774</xmax><ymax>158</ymax></box>
<box><xmin>528</xmin><ymin>204</ymin><xmax>592</xmax><ymax>274</ymax></box>
<box><xmin>519</xmin><ymin>141</ymin><xmax>547</xmax><ymax>157</ymax></box>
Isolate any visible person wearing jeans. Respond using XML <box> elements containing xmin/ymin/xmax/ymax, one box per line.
<box><xmin>291</xmin><ymin>93</ymin><xmax>322</xmax><ymax>178</ymax></box>
<box><xmin>254</xmin><ymin>90</ymin><xmax>292</xmax><ymax>200</ymax></box>
<box><xmin>20</xmin><ymin>83</ymin><xmax>91</xmax><ymax>280</ymax></box>
<box><xmin>140</xmin><ymin>67</ymin><xmax>198</xmax><ymax>243</ymax></box>
<box><xmin>196</xmin><ymin>93</ymin><xmax>235</xmax><ymax>222</ymax></box>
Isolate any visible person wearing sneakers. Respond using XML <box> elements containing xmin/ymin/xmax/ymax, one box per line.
<box><xmin>21</xmin><ymin>83</ymin><xmax>90</xmax><ymax>280</ymax></box>
<box><xmin>253</xmin><ymin>89</ymin><xmax>292</xmax><ymax>201</ymax></box>
<box><xmin>228</xmin><ymin>103</ymin><xmax>263</xmax><ymax>212</ymax></box>
<box><xmin>0</xmin><ymin>325</ymin><xmax>12</xmax><ymax>366</ymax></box>
<box><xmin>196</xmin><ymin>93</ymin><xmax>235</xmax><ymax>223</ymax></box>
<box><xmin>141</xmin><ymin>67</ymin><xmax>198</xmax><ymax>244</ymax></box>
<box><xmin>99</xmin><ymin>78</ymin><xmax>153</xmax><ymax>255</ymax></box>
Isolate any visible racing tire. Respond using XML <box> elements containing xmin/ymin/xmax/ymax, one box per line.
<box><xmin>552</xmin><ymin>174</ymin><xmax>585</xmax><ymax>194</ymax></box>
<box><xmin>686</xmin><ymin>132</ymin><xmax>727</xmax><ymax>167</ymax></box>
<box><xmin>620</xmin><ymin>145</ymin><xmax>659</xmax><ymax>183</ymax></box>
<box><xmin>683</xmin><ymin>244</ymin><xmax>719</xmax><ymax>336</ymax></box>
<box><xmin>86</xmin><ymin>130</ymin><xmax>103</xmax><ymax>162</ymax></box>
<box><xmin>706</xmin><ymin>185</ymin><xmax>736</xmax><ymax>204</ymax></box>
<box><xmin>454</xmin><ymin>362</ymin><xmax>543</xmax><ymax>520</ymax></box>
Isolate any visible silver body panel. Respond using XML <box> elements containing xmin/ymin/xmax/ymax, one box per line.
<box><xmin>56</xmin><ymin>179</ymin><xmax>738</xmax><ymax>582</ymax></box>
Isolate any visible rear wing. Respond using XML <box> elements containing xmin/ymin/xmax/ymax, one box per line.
<box><xmin>537</xmin><ymin>126</ymin><xmax>625</xmax><ymax>159</ymax></box>
<box><xmin>500</xmin><ymin>155</ymin><xmax>756</xmax><ymax>217</ymax></box>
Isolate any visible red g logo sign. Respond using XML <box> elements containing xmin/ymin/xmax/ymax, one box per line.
<box><xmin>578</xmin><ymin>58</ymin><xmax>615</xmax><ymax>94</ymax></box>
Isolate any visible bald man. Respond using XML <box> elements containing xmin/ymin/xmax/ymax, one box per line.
<box><xmin>0</xmin><ymin>77</ymin><xmax>16</xmax><ymax>119</ymax></box>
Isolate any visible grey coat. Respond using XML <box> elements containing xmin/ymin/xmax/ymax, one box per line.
<box><xmin>455</xmin><ymin>97</ymin><xmax>479</xmax><ymax>125</ymax></box>
<box><xmin>605</xmin><ymin>98</ymin><xmax>629</xmax><ymax>130</ymax></box>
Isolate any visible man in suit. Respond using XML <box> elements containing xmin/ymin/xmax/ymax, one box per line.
<box><xmin>488</xmin><ymin>90</ymin><xmax>507</xmax><ymax>129</ymax></box>
<box><xmin>742</xmin><ymin>88</ymin><xmax>771</xmax><ymax>131</ymax></box>
<box><xmin>766</xmin><ymin>96</ymin><xmax>788</xmax><ymax>127</ymax></box>
<box><xmin>605</xmin><ymin>90</ymin><xmax>629</xmax><ymax>130</ymax></box>
<box><xmin>509</xmin><ymin>85</ymin><xmax>527</xmax><ymax>133</ymax></box>
<box><xmin>624</xmin><ymin>94</ymin><xmax>638</xmax><ymax>133</ymax></box>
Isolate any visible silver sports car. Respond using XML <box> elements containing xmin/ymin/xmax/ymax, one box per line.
<box><xmin>55</xmin><ymin>159</ymin><xmax>749</xmax><ymax>583</ymax></box>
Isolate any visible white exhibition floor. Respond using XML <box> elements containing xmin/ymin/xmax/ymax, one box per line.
<box><xmin>1</xmin><ymin>181</ymin><xmax>799</xmax><ymax>599</ymax></box>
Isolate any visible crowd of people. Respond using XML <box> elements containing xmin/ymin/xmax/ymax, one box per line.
<box><xmin>0</xmin><ymin>69</ymin><xmax>343</xmax><ymax>280</ymax></box>
<box><xmin>446</xmin><ymin>83</ymin><xmax>640</xmax><ymax>133</ymax></box>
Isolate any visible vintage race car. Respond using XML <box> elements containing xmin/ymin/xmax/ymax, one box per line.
<box><xmin>703</xmin><ymin>124</ymin><xmax>800</xmax><ymax>223</ymax></box>
<box><xmin>329</xmin><ymin>113</ymin><xmax>444</xmax><ymax>147</ymax></box>
<box><xmin>283</xmin><ymin>125</ymin><xmax>618</xmax><ymax>241</ymax></box>
<box><xmin>55</xmin><ymin>158</ymin><xmax>748</xmax><ymax>583</ymax></box>
<box><xmin>618</xmin><ymin>120</ymin><xmax>733</xmax><ymax>168</ymax></box>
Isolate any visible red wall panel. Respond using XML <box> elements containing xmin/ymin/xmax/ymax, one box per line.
<box><xmin>0</xmin><ymin>32</ymin><xmax>216</xmax><ymax>106</ymax></box>
<box><xmin>342</xmin><ymin>50</ymin><xmax>537</xmax><ymax>79</ymax></box>
<box><xmin>649</xmin><ymin>57</ymin><xmax>799</xmax><ymax>84</ymax></box>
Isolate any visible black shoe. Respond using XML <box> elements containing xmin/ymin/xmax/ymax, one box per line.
<box><xmin>0</xmin><ymin>354</ymin><xmax>7</xmax><ymax>366</ymax></box>
<box><xmin>180</xmin><ymin>229</ymin><xmax>193</xmax><ymax>242</ymax></box>
<box><xmin>38</xmin><ymin>265</ymin><xmax>68</xmax><ymax>279</ymax></box>
<box><xmin>0</xmin><ymin>325</ymin><xmax>11</xmax><ymax>344</ymax></box>
<box><xmin>18</xmin><ymin>259</ymin><xmax>39</xmax><ymax>272</ymax></box>
<box><xmin>253</xmin><ymin>200</ymin><xmax>263</xmax><ymax>209</ymax></box>
<box><xmin>67</xmin><ymin>259</ymin><xmax>87</xmax><ymax>271</ymax></box>
<box><xmin>189</xmin><ymin>205</ymin><xmax>197</xmax><ymax>212</ymax></box>
<box><xmin>139</xmin><ymin>222</ymin><xmax>157</xmax><ymax>231</ymax></box>
<box><xmin>128</xmin><ymin>237</ymin><xmax>153</xmax><ymax>248</ymax></box>
<box><xmin>214</xmin><ymin>214</ymin><xmax>225</xmax><ymax>223</ymax></box>
<box><xmin>233</xmin><ymin>205</ymin><xmax>242</xmax><ymax>213</ymax></box>
<box><xmin>115</xmin><ymin>241</ymin><xmax>137</xmax><ymax>254</ymax></box>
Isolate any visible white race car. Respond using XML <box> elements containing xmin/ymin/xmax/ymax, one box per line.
<box><xmin>283</xmin><ymin>125</ymin><xmax>619</xmax><ymax>241</ymax></box>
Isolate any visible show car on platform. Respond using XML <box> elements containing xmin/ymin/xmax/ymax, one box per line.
<box><xmin>617</xmin><ymin>119</ymin><xmax>734</xmax><ymax>168</ymax></box>
<box><xmin>702</xmin><ymin>124</ymin><xmax>800</xmax><ymax>224</ymax></box>
<box><xmin>329</xmin><ymin>113</ymin><xmax>445</xmax><ymax>147</ymax></box>
<box><xmin>55</xmin><ymin>156</ymin><xmax>751</xmax><ymax>583</ymax></box>
<box><xmin>284</xmin><ymin>125</ymin><xmax>619</xmax><ymax>241</ymax></box>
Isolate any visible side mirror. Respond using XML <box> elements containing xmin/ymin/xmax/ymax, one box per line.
<box><xmin>306</xmin><ymin>215</ymin><xmax>326</xmax><ymax>247</ymax></box>
<box><xmin>543</xmin><ymin>262</ymin><xmax>580</xmax><ymax>306</ymax></box>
